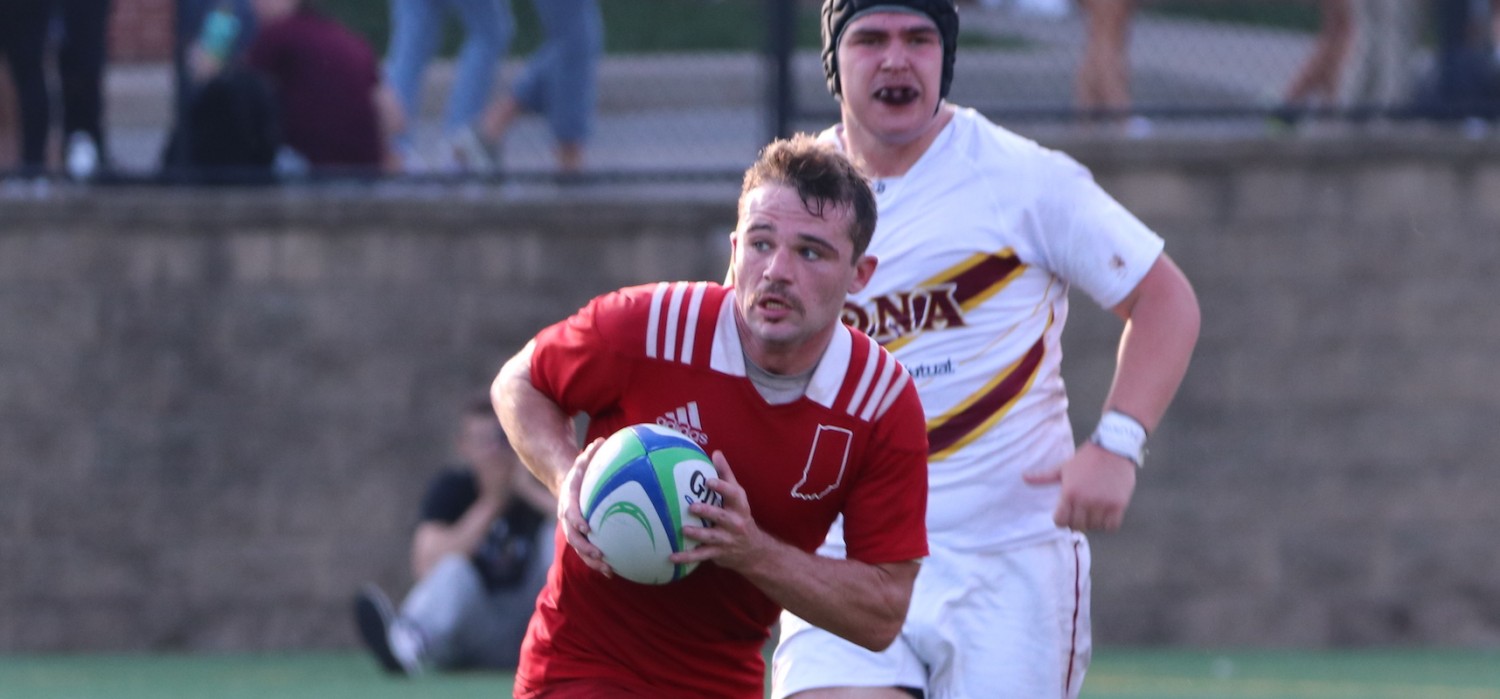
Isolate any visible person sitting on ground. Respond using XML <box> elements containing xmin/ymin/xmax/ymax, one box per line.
<box><xmin>354</xmin><ymin>394</ymin><xmax>555</xmax><ymax>676</ymax></box>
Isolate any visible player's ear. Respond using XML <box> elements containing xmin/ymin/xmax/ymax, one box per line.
<box><xmin>725</xmin><ymin>231</ymin><xmax>740</xmax><ymax>286</ymax></box>
<box><xmin>848</xmin><ymin>254</ymin><xmax>878</xmax><ymax>294</ymax></box>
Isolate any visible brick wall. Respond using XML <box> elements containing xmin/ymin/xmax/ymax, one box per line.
<box><xmin>0</xmin><ymin>71</ymin><xmax>15</xmax><ymax>166</ymax></box>
<box><xmin>111</xmin><ymin>0</ymin><xmax>176</xmax><ymax>62</ymax></box>
<box><xmin>2</xmin><ymin>136</ymin><xmax>1498</xmax><ymax>652</ymax></box>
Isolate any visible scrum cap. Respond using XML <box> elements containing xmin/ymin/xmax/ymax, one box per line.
<box><xmin>821</xmin><ymin>0</ymin><xmax>960</xmax><ymax>99</ymax></box>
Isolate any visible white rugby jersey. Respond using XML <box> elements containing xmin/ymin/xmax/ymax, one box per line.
<box><xmin>823</xmin><ymin>107</ymin><xmax>1165</xmax><ymax>552</ymax></box>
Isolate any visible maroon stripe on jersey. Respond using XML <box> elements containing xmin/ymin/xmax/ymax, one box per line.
<box><xmin>949</xmin><ymin>252</ymin><xmax>1023</xmax><ymax>307</ymax></box>
<box><xmin>1065</xmin><ymin>537</ymin><xmax>1084</xmax><ymax>696</ymax></box>
<box><xmin>926</xmin><ymin>335</ymin><xmax>1045</xmax><ymax>455</ymax></box>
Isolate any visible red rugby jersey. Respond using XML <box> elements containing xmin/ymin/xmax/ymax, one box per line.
<box><xmin>515</xmin><ymin>281</ymin><xmax>928</xmax><ymax>699</ymax></box>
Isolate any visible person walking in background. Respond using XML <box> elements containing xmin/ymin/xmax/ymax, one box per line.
<box><xmin>772</xmin><ymin>1</ymin><xmax>1200</xmax><ymax>697</ymax></box>
<box><xmin>354</xmin><ymin>395</ymin><xmax>555</xmax><ymax>676</ymax></box>
<box><xmin>1417</xmin><ymin>0</ymin><xmax>1500</xmax><ymax>122</ymax></box>
<box><xmin>476</xmin><ymin>0</ymin><xmax>603</xmax><ymax>175</ymax></box>
<box><xmin>0</xmin><ymin>0</ymin><xmax>54</xmax><ymax>176</ymax></box>
<box><xmin>1340</xmin><ymin>0</ymin><xmax>1421</xmax><ymax>117</ymax></box>
<box><xmin>1074</xmin><ymin>0</ymin><xmax>1146</xmax><ymax>135</ymax></box>
<box><xmin>383</xmin><ymin>0</ymin><xmax>511</xmax><ymax>172</ymax></box>
<box><xmin>54</xmin><ymin>0</ymin><xmax>114</xmax><ymax>179</ymax></box>
<box><xmin>492</xmin><ymin>135</ymin><xmax>929</xmax><ymax>697</ymax></box>
<box><xmin>1279</xmin><ymin>0</ymin><xmax>1355</xmax><ymax>123</ymax></box>
<box><xmin>0</xmin><ymin>0</ymin><xmax>113</xmax><ymax>179</ymax></box>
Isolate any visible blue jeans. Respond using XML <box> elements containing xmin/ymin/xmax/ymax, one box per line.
<box><xmin>511</xmin><ymin>0</ymin><xmax>602</xmax><ymax>145</ymax></box>
<box><xmin>400</xmin><ymin>535</ymin><xmax>553</xmax><ymax>670</ymax></box>
<box><xmin>385</xmin><ymin>0</ymin><xmax>511</xmax><ymax>145</ymax></box>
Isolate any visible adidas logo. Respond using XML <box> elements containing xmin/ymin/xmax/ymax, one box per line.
<box><xmin>656</xmin><ymin>401</ymin><xmax>709</xmax><ymax>446</ymax></box>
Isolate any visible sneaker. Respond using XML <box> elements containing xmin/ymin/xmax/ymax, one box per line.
<box><xmin>444</xmin><ymin>125</ymin><xmax>500</xmax><ymax>174</ymax></box>
<box><xmin>353</xmin><ymin>584</ymin><xmax>421</xmax><ymax>676</ymax></box>
<box><xmin>65</xmin><ymin>132</ymin><xmax>99</xmax><ymax>181</ymax></box>
<box><xmin>392</xmin><ymin>141</ymin><xmax>430</xmax><ymax>175</ymax></box>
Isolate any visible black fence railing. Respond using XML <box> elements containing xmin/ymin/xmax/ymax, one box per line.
<box><xmin>776</xmin><ymin>0</ymin><xmax>1500</xmax><ymax>135</ymax></box>
<box><xmin>2</xmin><ymin>0</ymin><xmax>1496</xmax><ymax>186</ymax></box>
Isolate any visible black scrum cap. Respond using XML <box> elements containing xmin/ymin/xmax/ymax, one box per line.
<box><xmin>821</xmin><ymin>0</ymin><xmax>960</xmax><ymax>99</ymax></box>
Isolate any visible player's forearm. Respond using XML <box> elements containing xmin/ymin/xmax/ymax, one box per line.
<box><xmin>1106</xmin><ymin>255</ymin><xmax>1200</xmax><ymax>431</ymax></box>
<box><xmin>492</xmin><ymin>344</ymin><xmax>577</xmax><ymax>494</ymax></box>
<box><xmin>740</xmin><ymin>545</ymin><xmax>918</xmax><ymax>651</ymax></box>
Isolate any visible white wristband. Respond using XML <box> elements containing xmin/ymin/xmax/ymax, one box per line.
<box><xmin>1090</xmin><ymin>410</ymin><xmax>1148</xmax><ymax>468</ymax></box>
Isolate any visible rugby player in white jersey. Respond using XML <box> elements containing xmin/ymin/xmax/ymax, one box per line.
<box><xmin>772</xmin><ymin>1</ymin><xmax>1202</xmax><ymax>698</ymax></box>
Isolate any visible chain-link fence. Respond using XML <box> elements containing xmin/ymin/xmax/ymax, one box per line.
<box><xmin>781</xmin><ymin>0</ymin><xmax>1497</xmax><ymax>133</ymax></box>
<box><xmin>3</xmin><ymin>0</ymin><xmax>1496</xmax><ymax>184</ymax></box>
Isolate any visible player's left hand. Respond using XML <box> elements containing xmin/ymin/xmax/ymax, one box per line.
<box><xmin>673</xmin><ymin>450</ymin><xmax>769</xmax><ymax>571</ymax></box>
<box><xmin>560</xmin><ymin>438</ymin><xmax>614</xmax><ymax>577</ymax></box>
<box><xmin>1023</xmin><ymin>443</ymin><xmax>1136</xmax><ymax>532</ymax></box>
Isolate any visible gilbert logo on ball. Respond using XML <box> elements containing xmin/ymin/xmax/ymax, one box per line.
<box><xmin>581</xmin><ymin>423</ymin><xmax>721</xmax><ymax>584</ymax></box>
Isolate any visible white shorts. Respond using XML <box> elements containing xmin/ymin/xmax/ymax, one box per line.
<box><xmin>772</xmin><ymin>533</ymin><xmax>1092</xmax><ymax>699</ymax></box>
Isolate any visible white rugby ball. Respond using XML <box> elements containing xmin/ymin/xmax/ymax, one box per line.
<box><xmin>580</xmin><ymin>423</ymin><xmax>720</xmax><ymax>584</ymax></box>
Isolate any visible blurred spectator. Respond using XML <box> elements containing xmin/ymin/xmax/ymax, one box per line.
<box><xmin>183</xmin><ymin>0</ymin><xmax>255</xmax><ymax>82</ymax></box>
<box><xmin>159</xmin><ymin>66</ymin><xmax>282</xmax><ymax>183</ymax></box>
<box><xmin>243</xmin><ymin>0</ymin><xmax>398</xmax><ymax>173</ymax></box>
<box><xmin>0</xmin><ymin>65</ymin><xmax>17</xmax><ymax>167</ymax></box>
<box><xmin>1413</xmin><ymin>0</ymin><xmax>1500</xmax><ymax>121</ymax></box>
<box><xmin>164</xmin><ymin>0</ymin><xmax>397</xmax><ymax>178</ymax></box>
<box><xmin>1280</xmin><ymin>0</ymin><xmax>1355</xmax><ymax>120</ymax></box>
<box><xmin>384</xmin><ymin>0</ymin><xmax>511</xmax><ymax>172</ymax></box>
<box><xmin>1341</xmin><ymin>0</ymin><xmax>1421</xmax><ymax>114</ymax></box>
<box><xmin>1074</xmin><ymin>0</ymin><xmax>1148</xmax><ymax>135</ymax></box>
<box><xmin>0</xmin><ymin>0</ymin><xmax>114</xmax><ymax>179</ymax></box>
<box><xmin>0</xmin><ymin>0</ymin><xmax>53</xmax><ymax>176</ymax></box>
<box><xmin>476</xmin><ymin>0</ymin><xmax>603</xmax><ymax>175</ymax></box>
<box><xmin>160</xmin><ymin>0</ymin><xmax>281</xmax><ymax>182</ymax></box>
<box><xmin>354</xmin><ymin>395</ymin><xmax>555</xmax><ymax>676</ymax></box>
<box><xmin>55</xmin><ymin>0</ymin><xmax>115</xmax><ymax>179</ymax></box>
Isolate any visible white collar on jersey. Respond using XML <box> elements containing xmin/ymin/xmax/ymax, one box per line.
<box><xmin>709</xmin><ymin>290</ymin><xmax>852</xmax><ymax>409</ymax></box>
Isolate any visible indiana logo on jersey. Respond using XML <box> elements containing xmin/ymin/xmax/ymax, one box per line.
<box><xmin>656</xmin><ymin>401</ymin><xmax>709</xmax><ymax>446</ymax></box>
<box><xmin>791</xmin><ymin>424</ymin><xmax>853</xmax><ymax>501</ymax></box>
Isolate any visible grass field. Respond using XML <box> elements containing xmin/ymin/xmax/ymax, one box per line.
<box><xmin>3</xmin><ymin>648</ymin><xmax>1497</xmax><ymax>699</ymax></box>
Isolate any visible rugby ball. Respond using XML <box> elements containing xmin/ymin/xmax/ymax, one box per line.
<box><xmin>580</xmin><ymin>423</ymin><xmax>720</xmax><ymax>584</ymax></box>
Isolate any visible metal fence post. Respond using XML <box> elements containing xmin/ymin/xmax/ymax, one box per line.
<box><xmin>766</xmin><ymin>0</ymin><xmax>798</xmax><ymax>143</ymax></box>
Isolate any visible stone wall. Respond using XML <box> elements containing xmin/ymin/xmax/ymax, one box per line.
<box><xmin>1074</xmin><ymin>136</ymin><xmax>1500</xmax><ymax>647</ymax></box>
<box><xmin>2</xmin><ymin>135</ymin><xmax>1498</xmax><ymax>652</ymax></box>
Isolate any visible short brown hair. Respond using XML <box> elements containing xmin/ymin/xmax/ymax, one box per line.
<box><xmin>463</xmin><ymin>391</ymin><xmax>509</xmax><ymax>445</ymax></box>
<box><xmin>740</xmin><ymin>134</ymin><xmax>878</xmax><ymax>259</ymax></box>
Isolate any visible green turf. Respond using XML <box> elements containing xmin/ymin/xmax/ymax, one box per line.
<box><xmin>1082</xmin><ymin>649</ymin><xmax>1500</xmax><ymax>699</ymax></box>
<box><xmin>2</xmin><ymin>649</ymin><xmax>1498</xmax><ymax>699</ymax></box>
<box><xmin>0</xmin><ymin>652</ymin><xmax>510</xmax><ymax>699</ymax></box>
